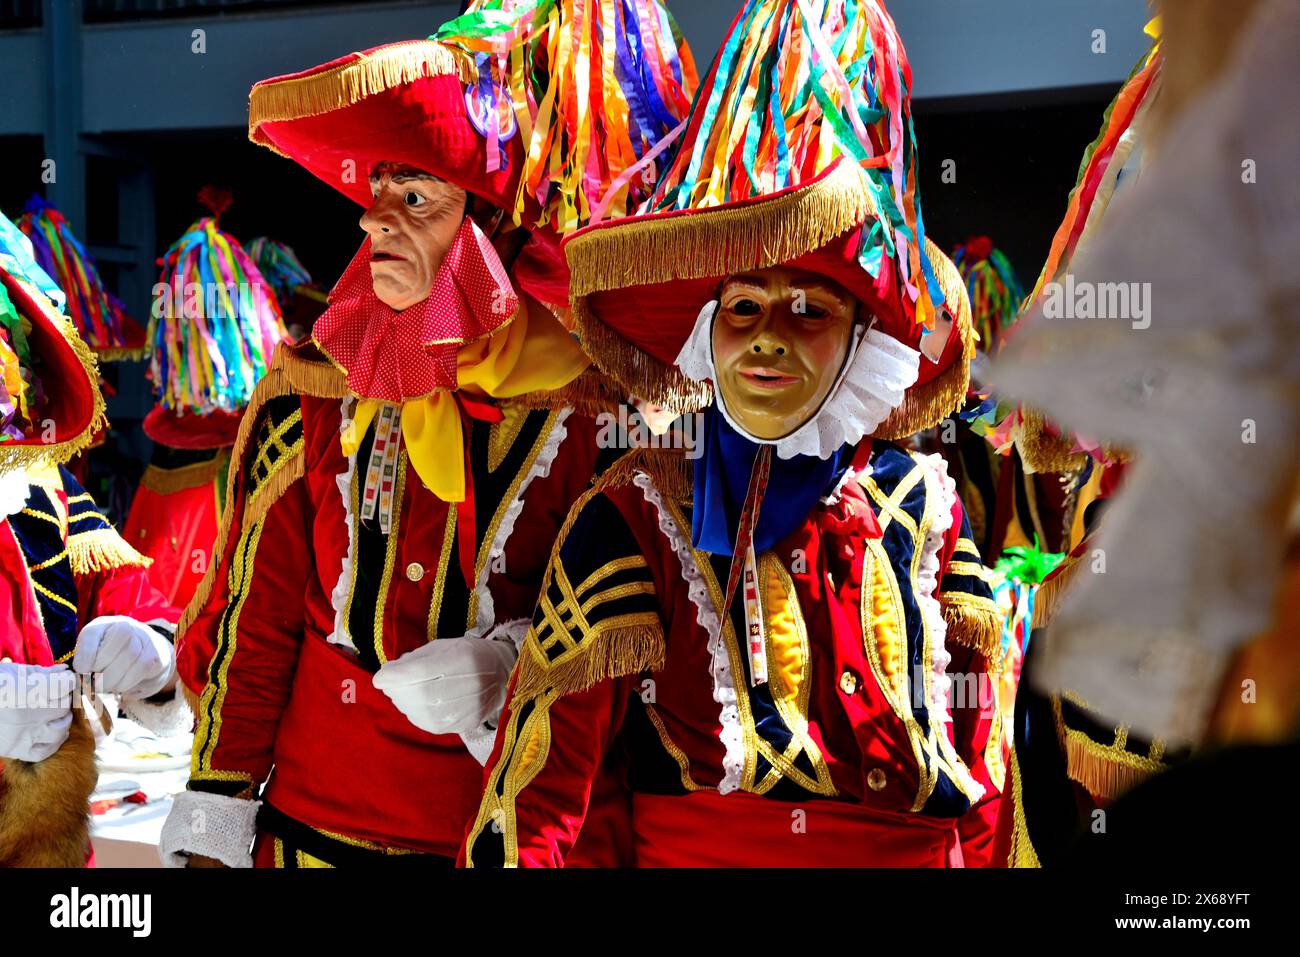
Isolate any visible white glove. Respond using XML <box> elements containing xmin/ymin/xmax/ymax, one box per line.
<box><xmin>73</xmin><ymin>616</ymin><xmax>176</xmax><ymax>700</ymax></box>
<box><xmin>0</xmin><ymin>662</ymin><xmax>76</xmax><ymax>762</ymax></box>
<box><xmin>372</xmin><ymin>636</ymin><xmax>517</xmax><ymax>737</ymax></box>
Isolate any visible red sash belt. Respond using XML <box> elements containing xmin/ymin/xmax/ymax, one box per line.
<box><xmin>631</xmin><ymin>791</ymin><xmax>954</xmax><ymax>867</ymax></box>
<box><xmin>266</xmin><ymin>634</ymin><xmax>484</xmax><ymax>858</ymax></box>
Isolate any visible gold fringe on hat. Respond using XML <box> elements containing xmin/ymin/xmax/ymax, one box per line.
<box><xmin>567</xmin><ymin>161</ymin><xmax>877</xmax><ymax>300</ymax></box>
<box><xmin>570</xmin><ymin>296</ymin><xmax>713</xmax><ymax>415</ymax></box>
<box><xmin>0</xmin><ymin>306</ymin><xmax>108</xmax><ymax>475</ymax></box>
<box><xmin>876</xmin><ymin>241</ymin><xmax>976</xmax><ymax>439</ymax></box>
<box><xmin>249</xmin><ymin>40</ymin><xmax>476</xmax><ymax>150</ymax></box>
<box><xmin>94</xmin><ymin>345</ymin><xmax>149</xmax><ymax>363</ymax></box>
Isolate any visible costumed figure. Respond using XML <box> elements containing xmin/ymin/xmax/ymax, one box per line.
<box><xmin>0</xmin><ymin>246</ymin><xmax>183</xmax><ymax>867</ymax></box>
<box><xmin>158</xmin><ymin>0</ymin><xmax>696</xmax><ymax>868</ymax></box>
<box><xmin>246</xmin><ymin>237</ymin><xmax>329</xmax><ymax>343</ymax></box>
<box><xmin>464</xmin><ymin>0</ymin><xmax>1005</xmax><ymax>868</ymax></box>
<box><xmin>121</xmin><ymin>187</ymin><xmax>288</xmax><ymax>609</ymax></box>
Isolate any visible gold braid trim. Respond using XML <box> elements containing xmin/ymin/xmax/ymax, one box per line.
<box><xmin>1062</xmin><ymin>725</ymin><xmax>1166</xmax><ymax>801</ymax></box>
<box><xmin>1005</xmin><ymin>741</ymin><xmax>1041</xmax><ymax>868</ymax></box>
<box><xmin>567</xmin><ymin>161</ymin><xmax>877</xmax><ymax>298</ymax></box>
<box><xmin>177</xmin><ymin>344</ymin><xmax>330</xmax><ymax>635</ymax></box>
<box><xmin>248</xmin><ymin>40</ymin><xmax>476</xmax><ymax>147</ymax></box>
<box><xmin>68</xmin><ymin>527</ymin><xmax>151</xmax><ymax>574</ymax></box>
<box><xmin>511</xmin><ymin>623</ymin><xmax>665</xmax><ymax>702</ymax></box>
<box><xmin>1032</xmin><ymin>550</ymin><xmax>1085</xmax><ymax>630</ymax></box>
<box><xmin>244</xmin><ymin>451</ymin><xmax>305</xmax><ymax>532</ymax></box>
<box><xmin>139</xmin><ymin>457</ymin><xmax>224</xmax><ymax>496</ymax></box>
<box><xmin>940</xmin><ymin>598</ymin><xmax>1002</xmax><ymax>658</ymax></box>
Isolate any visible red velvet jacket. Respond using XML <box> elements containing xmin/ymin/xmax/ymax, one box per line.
<box><xmin>176</xmin><ymin>342</ymin><xmax>604</xmax><ymax>860</ymax></box>
<box><xmin>464</xmin><ymin>444</ymin><xmax>1006</xmax><ymax>867</ymax></box>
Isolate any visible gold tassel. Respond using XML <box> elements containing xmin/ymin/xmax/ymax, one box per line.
<box><xmin>1063</xmin><ymin>728</ymin><xmax>1166</xmax><ymax>801</ymax></box>
<box><xmin>566</xmin><ymin>161</ymin><xmax>877</xmax><ymax>298</ymax></box>
<box><xmin>1017</xmin><ymin>408</ymin><xmax>1086</xmax><ymax>474</ymax></box>
<box><xmin>941</xmin><ymin>600</ymin><xmax>1002</xmax><ymax>658</ymax></box>
<box><xmin>138</xmin><ymin>458</ymin><xmax>224</xmax><ymax>496</ymax></box>
<box><xmin>67</xmin><ymin>528</ymin><xmax>151</xmax><ymax>574</ymax></box>
<box><xmin>511</xmin><ymin>623</ymin><xmax>666</xmax><ymax>702</ymax></box>
<box><xmin>249</xmin><ymin>40</ymin><xmax>476</xmax><ymax>145</ymax></box>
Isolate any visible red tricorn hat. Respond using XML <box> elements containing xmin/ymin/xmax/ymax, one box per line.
<box><xmin>562</xmin><ymin>0</ymin><xmax>974</xmax><ymax>436</ymax></box>
<box><xmin>0</xmin><ymin>265</ymin><xmax>105</xmax><ymax>472</ymax></box>
<box><xmin>248</xmin><ymin>41</ymin><xmax>526</xmax><ymax>217</ymax></box>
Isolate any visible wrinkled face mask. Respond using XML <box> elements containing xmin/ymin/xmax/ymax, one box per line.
<box><xmin>361</xmin><ymin>163</ymin><xmax>467</xmax><ymax>310</ymax></box>
<box><xmin>676</xmin><ymin>266</ymin><xmax>922</xmax><ymax>461</ymax></box>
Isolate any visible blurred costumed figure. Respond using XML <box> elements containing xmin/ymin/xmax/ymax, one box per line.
<box><xmin>993</xmin><ymin>0</ymin><xmax>1300</xmax><ymax>868</ymax></box>
<box><xmin>15</xmin><ymin>196</ymin><xmax>150</xmax><ymax>499</ymax></box>
<box><xmin>0</xmin><ymin>242</ymin><xmax>183</xmax><ymax>867</ymax></box>
<box><xmin>465</xmin><ymin>0</ymin><xmax>1006</xmax><ymax>868</ymax></box>
<box><xmin>158</xmin><ymin>0</ymin><xmax>696</xmax><ymax>869</ymax></box>
<box><xmin>121</xmin><ymin>188</ymin><xmax>287</xmax><ymax>610</ymax></box>
<box><xmin>246</xmin><ymin>237</ymin><xmax>328</xmax><ymax>343</ymax></box>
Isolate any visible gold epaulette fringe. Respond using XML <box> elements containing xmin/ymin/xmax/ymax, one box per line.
<box><xmin>244</xmin><ymin>451</ymin><xmax>305</xmax><ymax>532</ymax></box>
<box><xmin>178</xmin><ymin>344</ymin><xmax>331</xmax><ymax>636</ymax></box>
<box><xmin>571</xmin><ymin>297</ymin><xmax>713</xmax><ymax>414</ymax></box>
<box><xmin>941</xmin><ymin>600</ymin><xmax>1003</xmax><ymax>658</ymax></box>
<box><xmin>1017</xmin><ymin>408</ymin><xmax>1086</xmax><ymax>474</ymax></box>
<box><xmin>511</xmin><ymin>623</ymin><xmax>666</xmax><ymax>702</ymax></box>
<box><xmin>249</xmin><ymin>40</ymin><xmax>476</xmax><ymax>144</ymax></box>
<box><xmin>1062</xmin><ymin>728</ymin><xmax>1166</xmax><ymax>801</ymax></box>
<box><xmin>502</xmin><ymin>368</ymin><xmax>627</xmax><ymax>419</ymax></box>
<box><xmin>1032</xmin><ymin>551</ymin><xmax>1085</xmax><ymax>630</ymax></box>
<box><xmin>597</xmin><ymin>446</ymin><xmax>693</xmax><ymax>502</ymax></box>
<box><xmin>139</xmin><ymin>457</ymin><xmax>224</xmax><ymax>496</ymax></box>
<box><xmin>67</xmin><ymin>527</ymin><xmax>152</xmax><ymax>574</ymax></box>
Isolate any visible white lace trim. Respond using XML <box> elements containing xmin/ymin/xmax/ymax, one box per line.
<box><xmin>820</xmin><ymin>465</ymin><xmax>869</xmax><ymax>507</ymax></box>
<box><xmin>327</xmin><ymin>397</ymin><xmax>359</xmax><ymax>652</ymax></box>
<box><xmin>631</xmin><ymin>470</ymin><xmax>743</xmax><ymax>794</ymax></box>
<box><xmin>469</xmin><ymin>408</ymin><xmax>572</xmax><ymax>637</ymax></box>
<box><xmin>119</xmin><ymin>686</ymin><xmax>194</xmax><ymax>738</ymax></box>
<box><xmin>159</xmin><ymin>791</ymin><xmax>259</xmax><ymax>868</ymax></box>
<box><xmin>914</xmin><ymin>452</ymin><xmax>984</xmax><ymax>803</ymax></box>
<box><xmin>674</xmin><ymin>299</ymin><xmax>920</xmax><ymax>460</ymax></box>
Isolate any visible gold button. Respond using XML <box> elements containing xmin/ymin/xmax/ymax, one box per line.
<box><xmin>867</xmin><ymin>768</ymin><xmax>887</xmax><ymax>791</ymax></box>
<box><xmin>839</xmin><ymin>670</ymin><xmax>858</xmax><ymax>695</ymax></box>
<box><xmin>405</xmin><ymin>562</ymin><xmax>425</xmax><ymax>583</ymax></box>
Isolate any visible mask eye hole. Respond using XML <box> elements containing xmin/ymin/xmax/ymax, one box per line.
<box><xmin>404</xmin><ymin>190</ymin><xmax>426</xmax><ymax>207</ymax></box>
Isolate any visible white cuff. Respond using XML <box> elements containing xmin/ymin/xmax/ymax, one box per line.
<box><xmin>486</xmin><ymin>618</ymin><xmax>531</xmax><ymax>653</ymax></box>
<box><xmin>119</xmin><ymin>686</ymin><xmax>194</xmax><ymax>738</ymax></box>
<box><xmin>159</xmin><ymin>790</ymin><xmax>260</xmax><ymax>868</ymax></box>
<box><xmin>460</xmin><ymin>724</ymin><xmax>498</xmax><ymax>766</ymax></box>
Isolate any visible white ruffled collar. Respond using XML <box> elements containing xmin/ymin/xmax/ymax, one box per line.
<box><xmin>674</xmin><ymin>300</ymin><xmax>920</xmax><ymax>459</ymax></box>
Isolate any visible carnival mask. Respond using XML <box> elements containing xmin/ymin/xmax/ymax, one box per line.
<box><xmin>710</xmin><ymin>266</ymin><xmax>858</xmax><ymax>441</ymax></box>
<box><xmin>361</xmin><ymin>162</ymin><xmax>467</xmax><ymax>310</ymax></box>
